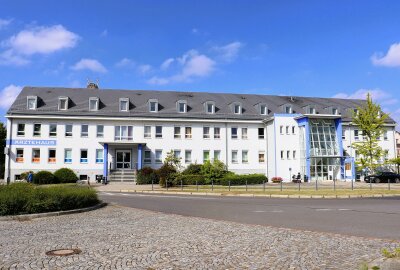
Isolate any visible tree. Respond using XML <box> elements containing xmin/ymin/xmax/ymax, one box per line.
<box><xmin>163</xmin><ymin>150</ymin><xmax>182</xmax><ymax>171</ymax></box>
<box><xmin>351</xmin><ymin>93</ymin><xmax>388</xmax><ymax>173</ymax></box>
<box><xmin>200</xmin><ymin>159</ymin><xmax>227</xmax><ymax>184</ymax></box>
<box><xmin>0</xmin><ymin>123</ymin><xmax>6</xmax><ymax>179</ymax></box>
<box><xmin>388</xmin><ymin>157</ymin><xmax>400</xmax><ymax>174</ymax></box>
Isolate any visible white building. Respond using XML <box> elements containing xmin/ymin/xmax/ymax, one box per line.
<box><xmin>4</xmin><ymin>86</ymin><xmax>397</xmax><ymax>182</ymax></box>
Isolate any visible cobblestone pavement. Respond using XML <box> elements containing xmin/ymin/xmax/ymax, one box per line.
<box><xmin>0</xmin><ymin>205</ymin><xmax>398</xmax><ymax>270</ymax></box>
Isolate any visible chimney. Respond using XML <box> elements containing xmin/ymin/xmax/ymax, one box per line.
<box><xmin>87</xmin><ymin>79</ymin><xmax>99</xmax><ymax>89</ymax></box>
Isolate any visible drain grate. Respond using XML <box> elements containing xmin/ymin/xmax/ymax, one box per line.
<box><xmin>46</xmin><ymin>248</ymin><xmax>81</xmax><ymax>256</ymax></box>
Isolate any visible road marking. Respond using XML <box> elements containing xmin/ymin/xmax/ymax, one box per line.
<box><xmin>315</xmin><ymin>208</ymin><xmax>333</xmax><ymax>211</ymax></box>
<box><xmin>338</xmin><ymin>209</ymin><xmax>352</xmax><ymax>211</ymax></box>
<box><xmin>252</xmin><ymin>210</ymin><xmax>283</xmax><ymax>213</ymax></box>
<box><xmin>101</xmin><ymin>192</ymin><xmax>115</xmax><ymax>196</ymax></box>
<box><xmin>100</xmin><ymin>193</ymin><xmax>215</xmax><ymax>200</ymax></box>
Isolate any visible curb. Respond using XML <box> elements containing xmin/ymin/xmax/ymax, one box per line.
<box><xmin>98</xmin><ymin>189</ymin><xmax>400</xmax><ymax>199</ymax></box>
<box><xmin>0</xmin><ymin>202</ymin><xmax>107</xmax><ymax>221</ymax></box>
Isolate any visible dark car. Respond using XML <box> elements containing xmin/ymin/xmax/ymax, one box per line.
<box><xmin>364</xmin><ymin>172</ymin><xmax>400</xmax><ymax>183</ymax></box>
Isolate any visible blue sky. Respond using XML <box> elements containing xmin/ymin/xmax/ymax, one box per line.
<box><xmin>1</xmin><ymin>1</ymin><xmax>400</xmax><ymax>126</ymax></box>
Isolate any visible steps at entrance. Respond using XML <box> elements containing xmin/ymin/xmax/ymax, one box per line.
<box><xmin>108</xmin><ymin>170</ymin><xmax>137</xmax><ymax>182</ymax></box>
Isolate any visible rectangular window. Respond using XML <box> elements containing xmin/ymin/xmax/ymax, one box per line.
<box><xmin>281</xmin><ymin>150</ymin><xmax>284</xmax><ymax>160</ymax></box>
<box><xmin>185</xmin><ymin>150</ymin><xmax>192</xmax><ymax>163</ymax></box>
<box><xmin>173</xmin><ymin>150</ymin><xmax>181</xmax><ymax>159</ymax></box>
<box><xmin>89</xmin><ymin>98</ymin><xmax>99</xmax><ymax>111</ymax></box>
<box><xmin>203</xmin><ymin>150</ymin><xmax>210</xmax><ymax>162</ymax></box>
<box><xmin>342</xmin><ymin>129</ymin><xmax>346</xmax><ymax>140</ymax></box>
<box><xmin>32</xmin><ymin>149</ymin><xmax>40</xmax><ymax>163</ymax></box>
<box><xmin>231</xmin><ymin>127</ymin><xmax>238</xmax><ymax>139</ymax></box>
<box><xmin>149</xmin><ymin>101</ymin><xmax>158</xmax><ymax>112</ymax></box>
<box><xmin>354</xmin><ymin>130</ymin><xmax>359</xmax><ymax>141</ymax></box>
<box><xmin>27</xmin><ymin>96</ymin><xmax>37</xmax><ymax>110</ymax></box>
<box><xmin>16</xmin><ymin>148</ymin><xmax>24</xmax><ymax>163</ymax></box>
<box><xmin>81</xmin><ymin>124</ymin><xmax>89</xmax><ymax>138</ymax></box>
<box><xmin>293</xmin><ymin>150</ymin><xmax>296</xmax><ymax>159</ymax></box>
<box><xmin>64</xmin><ymin>149</ymin><xmax>72</xmax><ymax>163</ymax></box>
<box><xmin>214</xmin><ymin>150</ymin><xmax>221</xmax><ymax>161</ymax></box>
<box><xmin>258</xmin><ymin>151</ymin><xmax>265</xmax><ymax>163</ymax></box>
<box><xmin>65</xmin><ymin>124</ymin><xmax>73</xmax><ymax>137</ymax></box>
<box><xmin>260</xmin><ymin>104</ymin><xmax>267</xmax><ymax>115</ymax></box>
<box><xmin>155</xmin><ymin>150</ymin><xmax>162</xmax><ymax>163</ymax></box>
<box><xmin>80</xmin><ymin>149</ymin><xmax>88</xmax><ymax>163</ymax></box>
<box><xmin>384</xmin><ymin>130</ymin><xmax>388</xmax><ymax>140</ymax></box>
<box><xmin>287</xmin><ymin>150</ymin><xmax>290</xmax><ymax>159</ymax></box>
<box><xmin>332</xmin><ymin>108</ymin><xmax>338</xmax><ymax>115</ymax></box>
<box><xmin>214</xmin><ymin>127</ymin><xmax>221</xmax><ymax>139</ymax></box>
<box><xmin>48</xmin><ymin>149</ymin><xmax>56</xmax><ymax>163</ymax></box>
<box><xmin>96</xmin><ymin>125</ymin><xmax>104</xmax><ymax>138</ymax></box>
<box><xmin>17</xmin><ymin>123</ymin><xmax>25</xmax><ymax>136</ymax></box>
<box><xmin>144</xmin><ymin>150</ymin><xmax>151</xmax><ymax>163</ymax></box>
<box><xmin>79</xmin><ymin>175</ymin><xmax>88</xmax><ymax>181</ymax></box>
<box><xmin>231</xmin><ymin>150</ymin><xmax>238</xmax><ymax>163</ymax></box>
<box><xmin>292</xmin><ymin>126</ymin><xmax>296</xmax><ymax>134</ymax></box>
<box><xmin>185</xmin><ymin>127</ymin><xmax>192</xmax><ymax>139</ymax></box>
<box><xmin>144</xmin><ymin>126</ymin><xmax>151</xmax><ymax>138</ymax></box>
<box><xmin>280</xmin><ymin>126</ymin><xmax>283</xmax><ymax>134</ymax></box>
<box><xmin>178</xmin><ymin>102</ymin><xmax>186</xmax><ymax>113</ymax></box>
<box><xmin>49</xmin><ymin>124</ymin><xmax>57</xmax><ymax>137</ymax></box>
<box><xmin>115</xmin><ymin>126</ymin><xmax>133</xmax><ymax>140</ymax></box>
<box><xmin>206</xmin><ymin>103</ymin><xmax>214</xmax><ymax>114</ymax></box>
<box><xmin>203</xmin><ymin>126</ymin><xmax>210</xmax><ymax>139</ymax></box>
<box><xmin>155</xmin><ymin>126</ymin><xmax>162</xmax><ymax>138</ymax></box>
<box><xmin>285</xmin><ymin>105</ymin><xmax>292</xmax><ymax>114</ymax></box>
<box><xmin>258</xmin><ymin>128</ymin><xmax>265</xmax><ymax>139</ymax></box>
<box><xmin>242</xmin><ymin>150</ymin><xmax>248</xmax><ymax>163</ymax></box>
<box><xmin>242</xmin><ymin>128</ymin><xmax>248</xmax><ymax>139</ymax></box>
<box><xmin>96</xmin><ymin>149</ymin><xmax>104</xmax><ymax>163</ymax></box>
<box><xmin>234</xmin><ymin>104</ymin><xmax>241</xmax><ymax>114</ymax></box>
<box><xmin>286</xmin><ymin>126</ymin><xmax>289</xmax><ymax>134</ymax></box>
<box><xmin>119</xmin><ymin>98</ymin><xmax>129</xmax><ymax>112</ymax></box>
<box><xmin>174</xmin><ymin>126</ymin><xmax>181</xmax><ymax>139</ymax></box>
<box><xmin>58</xmin><ymin>97</ymin><xmax>68</xmax><ymax>110</ymax></box>
<box><xmin>33</xmin><ymin>123</ymin><xmax>41</xmax><ymax>137</ymax></box>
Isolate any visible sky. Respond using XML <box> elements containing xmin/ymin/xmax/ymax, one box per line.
<box><xmin>0</xmin><ymin>0</ymin><xmax>399</xmax><ymax>127</ymax></box>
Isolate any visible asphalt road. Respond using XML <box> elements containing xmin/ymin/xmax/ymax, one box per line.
<box><xmin>99</xmin><ymin>192</ymin><xmax>400</xmax><ymax>240</ymax></box>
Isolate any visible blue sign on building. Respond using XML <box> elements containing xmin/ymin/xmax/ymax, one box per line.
<box><xmin>7</xmin><ymin>140</ymin><xmax>57</xmax><ymax>146</ymax></box>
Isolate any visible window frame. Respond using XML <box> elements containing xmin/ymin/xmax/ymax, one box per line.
<box><xmin>48</xmin><ymin>148</ymin><xmax>56</xmax><ymax>163</ymax></box>
<box><xmin>64</xmin><ymin>149</ymin><xmax>72</xmax><ymax>163</ymax></box>
<box><xmin>258</xmin><ymin>127</ymin><xmax>265</xmax><ymax>139</ymax></box>
<box><xmin>203</xmin><ymin>150</ymin><xmax>210</xmax><ymax>163</ymax></box>
<box><xmin>242</xmin><ymin>150</ymin><xmax>249</xmax><ymax>163</ymax></box>
<box><xmin>258</xmin><ymin>151</ymin><xmax>265</xmax><ymax>163</ymax></box>
<box><xmin>203</xmin><ymin>126</ymin><xmax>211</xmax><ymax>139</ymax></box>
<box><xmin>144</xmin><ymin>125</ymin><xmax>152</xmax><ymax>138</ymax></box>
<box><xmin>33</xmin><ymin>123</ymin><xmax>41</xmax><ymax>137</ymax></box>
<box><xmin>65</xmin><ymin>124</ymin><xmax>73</xmax><ymax>138</ymax></box>
<box><xmin>119</xmin><ymin>98</ymin><xmax>129</xmax><ymax>112</ymax></box>
<box><xmin>231</xmin><ymin>127</ymin><xmax>238</xmax><ymax>139</ymax></box>
<box><xmin>32</xmin><ymin>148</ymin><xmax>40</xmax><ymax>163</ymax></box>
<box><xmin>205</xmin><ymin>101</ymin><xmax>215</xmax><ymax>114</ymax></box>
<box><xmin>144</xmin><ymin>150</ymin><xmax>152</xmax><ymax>163</ymax></box>
<box><xmin>214</xmin><ymin>127</ymin><xmax>221</xmax><ymax>139</ymax></box>
<box><xmin>185</xmin><ymin>150</ymin><xmax>192</xmax><ymax>163</ymax></box>
<box><xmin>155</xmin><ymin>126</ymin><xmax>163</xmax><ymax>138</ymax></box>
<box><xmin>96</xmin><ymin>149</ymin><xmax>104</xmax><ymax>163</ymax></box>
<box><xmin>81</xmin><ymin>124</ymin><xmax>89</xmax><ymax>138</ymax></box>
<box><xmin>185</xmin><ymin>126</ymin><xmax>192</xmax><ymax>139</ymax></box>
<box><xmin>177</xmin><ymin>100</ymin><xmax>187</xmax><ymax>113</ymax></box>
<box><xmin>231</xmin><ymin>150</ymin><xmax>238</xmax><ymax>163</ymax></box>
<box><xmin>260</xmin><ymin>104</ymin><xmax>268</xmax><ymax>115</ymax></box>
<box><xmin>241</xmin><ymin>127</ymin><xmax>248</xmax><ymax>139</ymax></box>
<box><xmin>16</xmin><ymin>148</ymin><xmax>24</xmax><ymax>163</ymax></box>
<box><xmin>80</xmin><ymin>149</ymin><xmax>88</xmax><ymax>163</ymax></box>
<box><xmin>96</xmin><ymin>125</ymin><xmax>104</xmax><ymax>138</ymax></box>
<box><xmin>58</xmin><ymin>97</ymin><xmax>69</xmax><ymax>111</ymax></box>
<box><xmin>27</xmin><ymin>96</ymin><xmax>37</xmax><ymax>110</ymax></box>
<box><xmin>17</xmin><ymin>123</ymin><xmax>25</xmax><ymax>137</ymax></box>
<box><xmin>155</xmin><ymin>150</ymin><xmax>162</xmax><ymax>163</ymax></box>
<box><xmin>174</xmin><ymin>126</ymin><xmax>181</xmax><ymax>139</ymax></box>
<box><xmin>89</xmin><ymin>97</ymin><xmax>99</xmax><ymax>111</ymax></box>
<box><xmin>49</xmin><ymin>123</ymin><xmax>57</xmax><ymax>137</ymax></box>
<box><xmin>149</xmin><ymin>99</ymin><xmax>159</xmax><ymax>113</ymax></box>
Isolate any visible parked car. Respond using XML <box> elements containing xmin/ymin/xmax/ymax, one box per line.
<box><xmin>364</xmin><ymin>172</ymin><xmax>400</xmax><ymax>183</ymax></box>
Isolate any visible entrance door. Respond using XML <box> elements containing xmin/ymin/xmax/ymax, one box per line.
<box><xmin>116</xmin><ymin>150</ymin><xmax>131</xmax><ymax>169</ymax></box>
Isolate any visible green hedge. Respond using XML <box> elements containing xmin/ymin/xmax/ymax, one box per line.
<box><xmin>174</xmin><ymin>174</ymin><xmax>206</xmax><ymax>185</ymax></box>
<box><xmin>33</xmin><ymin>171</ymin><xmax>57</xmax><ymax>185</ymax></box>
<box><xmin>54</xmin><ymin>168</ymin><xmax>78</xmax><ymax>183</ymax></box>
<box><xmin>137</xmin><ymin>167</ymin><xmax>159</xmax><ymax>185</ymax></box>
<box><xmin>220</xmin><ymin>174</ymin><xmax>267</xmax><ymax>186</ymax></box>
<box><xmin>0</xmin><ymin>183</ymin><xmax>99</xmax><ymax>216</ymax></box>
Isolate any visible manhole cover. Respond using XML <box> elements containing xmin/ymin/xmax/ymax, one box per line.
<box><xmin>46</xmin><ymin>248</ymin><xmax>81</xmax><ymax>256</ymax></box>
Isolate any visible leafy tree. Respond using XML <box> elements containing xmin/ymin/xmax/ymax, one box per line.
<box><xmin>163</xmin><ymin>150</ymin><xmax>182</xmax><ymax>171</ymax></box>
<box><xmin>388</xmin><ymin>157</ymin><xmax>400</xmax><ymax>174</ymax></box>
<box><xmin>0</xmin><ymin>123</ymin><xmax>6</xmax><ymax>179</ymax></box>
<box><xmin>200</xmin><ymin>159</ymin><xmax>227</xmax><ymax>184</ymax></box>
<box><xmin>351</xmin><ymin>93</ymin><xmax>388</xmax><ymax>173</ymax></box>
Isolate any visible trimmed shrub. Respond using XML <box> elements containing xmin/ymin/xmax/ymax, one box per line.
<box><xmin>33</xmin><ymin>171</ymin><xmax>57</xmax><ymax>185</ymax></box>
<box><xmin>220</xmin><ymin>174</ymin><xmax>267</xmax><ymax>186</ymax></box>
<box><xmin>182</xmin><ymin>164</ymin><xmax>203</xmax><ymax>175</ymax></box>
<box><xmin>54</xmin><ymin>168</ymin><xmax>78</xmax><ymax>183</ymax></box>
<box><xmin>137</xmin><ymin>167</ymin><xmax>159</xmax><ymax>185</ymax></box>
<box><xmin>201</xmin><ymin>160</ymin><xmax>227</xmax><ymax>184</ymax></box>
<box><xmin>158</xmin><ymin>164</ymin><xmax>177</xmax><ymax>187</ymax></box>
<box><xmin>0</xmin><ymin>183</ymin><xmax>99</xmax><ymax>216</ymax></box>
<box><xmin>174</xmin><ymin>174</ymin><xmax>206</xmax><ymax>186</ymax></box>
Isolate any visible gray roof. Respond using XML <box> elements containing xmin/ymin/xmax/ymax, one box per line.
<box><xmin>6</xmin><ymin>86</ymin><xmax>396</xmax><ymax>123</ymax></box>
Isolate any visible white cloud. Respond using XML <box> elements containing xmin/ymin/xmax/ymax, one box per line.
<box><xmin>0</xmin><ymin>24</ymin><xmax>79</xmax><ymax>66</ymax></box>
<box><xmin>332</xmin><ymin>88</ymin><xmax>391</xmax><ymax>101</ymax></box>
<box><xmin>0</xmin><ymin>18</ymin><xmax>12</xmax><ymax>30</ymax></box>
<box><xmin>371</xmin><ymin>42</ymin><xmax>400</xmax><ymax>67</ymax></box>
<box><xmin>115</xmin><ymin>58</ymin><xmax>135</xmax><ymax>68</ymax></box>
<box><xmin>137</xmin><ymin>64</ymin><xmax>152</xmax><ymax>75</ymax></box>
<box><xmin>160</xmin><ymin>58</ymin><xmax>174</xmax><ymax>70</ymax></box>
<box><xmin>71</xmin><ymin>58</ymin><xmax>107</xmax><ymax>73</ymax></box>
<box><xmin>212</xmin><ymin>41</ymin><xmax>243</xmax><ymax>62</ymax></box>
<box><xmin>147</xmin><ymin>50</ymin><xmax>216</xmax><ymax>85</ymax></box>
<box><xmin>0</xmin><ymin>84</ymin><xmax>22</xmax><ymax>109</ymax></box>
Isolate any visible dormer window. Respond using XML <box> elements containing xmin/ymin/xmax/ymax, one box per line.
<box><xmin>259</xmin><ymin>104</ymin><xmax>268</xmax><ymax>115</ymax></box>
<box><xmin>308</xmin><ymin>106</ymin><xmax>316</xmax><ymax>114</ymax></box>
<box><xmin>204</xmin><ymin>101</ymin><xmax>215</xmax><ymax>114</ymax></box>
<box><xmin>177</xmin><ymin>100</ymin><xmax>187</xmax><ymax>113</ymax></box>
<box><xmin>332</xmin><ymin>108</ymin><xmax>339</xmax><ymax>115</ymax></box>
<box><xmin>89</xmin><ymin>97</ymin><xmax>99</xmax><ymax>111</ymax></box>
<box><xmin>232</xmin><ymin>102</ymin><xmax>242</xmax><ymax>114</ymax></box>
<box><xmin>149</xmin><ymin>99</ymin><xmax>159</xmax><ymax>112</ymax></box>
<box><xmin>119</xmin><ymin>98</ymin><xmax>129</xmax><ymax>112</ymax></box>
<box><xmin>353</xmin><ymin>108</ymin><xmax>359</xmax><ymax>116</ymax></box>
<box><xmin>58</xmin><ymin>97</ymin><xmax>69</xmax><ymax>110</ymax></box>
<box><xmin>27</xmin><ymin>96</ymin><xmax>37</xmax><ymax>110</ymax></box>
<box><xmin>284</xmin><ymin>105</ymin><xmax>292</xmax><ymax>114</ymax></box>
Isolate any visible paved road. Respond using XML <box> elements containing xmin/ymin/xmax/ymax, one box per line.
<box><xmin>100</xmin><ymin>192</ymin><xmax>400</xmax><ymax>240</ymax></box>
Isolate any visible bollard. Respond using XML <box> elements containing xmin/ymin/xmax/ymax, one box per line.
<box><xmin>246</xmin><ymin>179</ymin><xmax>248</xmax><ymax>191</ymax></box>
<box><xmin>388</xmin><ymin>179</ymin><xmax>391</xmax><ymax>191</ymax></box>
<box><xmin>370</xmin><ymin>179</ymin><xmax>372</xmax><ymax>190</ymax></box>
<box><xmin>196</xmin><ymin>180</ymin><xmax>198</xmax><ymax>191</ymax></box>
<box><xmin>315</xmin><ymin>179</ymin><xmax>318</xmax><ymax>191</ymax></box>
<box><xmin>333</xmin><ymin>179</ymin><xmax>336</xmax><ymax>191</ymax></box>
<box><xmin>229</xmin><ymin>180</ymin><xmax>231</xmax><ymax>191</ymax></box>
<box><xmin>280</xmin><ymin>180</ymin><xmax>283</xmax><ymax>192</ymax></box>
<box><xmin>263</xmin><ymin>179</ymin><xmax>266</xmax><ymax>192</ymax></box>
<box><xmin>212</xmin><ymin>179</ymin><xmax>214</xmax><ymax>191</ymax></box>
<box><xmin>181</xmin><ymin>179</ymin><xmax>183</xmax><ymax>191</ymax></box>
<box><xmin>151</xmin><ymin>177</ymin><xmax>154</xmax><ymax>191</ymax></box>
<box><xmin>166</xmin><ymin>178</ymin><xmax>168</xmax><ymax>191</ymax></box>
<box><xmin>298</xmin><ymin>180</ymin><xmax>300</xmax><ymax>191</ymax></box>
<box><xmin>351</xmin><ymin>179</ymin><xmax>354</xmax><ymax>191</ymax></box>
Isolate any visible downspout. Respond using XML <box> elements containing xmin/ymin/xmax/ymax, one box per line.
<box><xmin>263</xmin><ymin>120</ymin><xmax>268</xmax><ymax>178</ymax></box>
<box><xmin>6</xmin><ymin>117</ymin><xmax>13</xmax><ymax>184</ymax></box>
<box><xmin>225</xmin><ymin>121</ymin><xmax>228</xmax><ymax>170</ymax></box>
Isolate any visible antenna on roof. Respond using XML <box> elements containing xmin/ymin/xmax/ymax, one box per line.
<box><xmin>86</xmin><ymin>78</ymin><xmax>99</xmax><ymax>89</ymax></box>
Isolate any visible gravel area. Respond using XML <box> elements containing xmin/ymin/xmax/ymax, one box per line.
<box><xmin>0</xmin><ymin>205</ymin><xmax>398</xmax><ymax>269</ymax></box>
